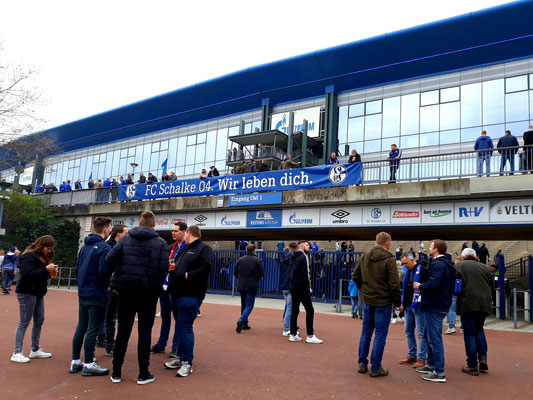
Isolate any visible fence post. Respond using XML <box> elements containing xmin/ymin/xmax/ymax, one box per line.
<box><xmin>529</xmin><ymin>256</ymin><xmax>533</xmax><ymax>322</ymax></box>
<box><xmin>498</xmin><ymin>254</ymin><xmax>506</xmax><ymax>319</ymax></box>
<box><xmin>68</xmin><ymin>268</ymin><xmax>72</xmax><ymax>290</ymax></box>
<box><xmin>337</xmin><ymin>279</ymin><xmax>343</xmax><ymax>313</ymax></box>
<box><xmin>513</xmin><ymin>288</ymin><xmax>518</xmax><ymax>329</ymax></box>
<box><xmin>57</xmin><ymin>267</ymin><xmax>61</xmax><ymax>288</ymax></box>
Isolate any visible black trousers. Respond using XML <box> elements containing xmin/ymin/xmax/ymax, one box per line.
<box><xmin>290</xmin><ymin>288</ymin><xmax>314</xmax><ymax>336</ymax></box>
<box><xmin>112</xmin><ymin>291</ymin><xmax>158</xmax><ymax>376</ymax></box>
<box><xmin>96</xmin><ymin>291</ymin><xmax>119</xmax><ymax>348</ymax></box>
<box><xmin>72</xmin><ymin>297</ymin><xmax>106</xmax><ymax>363</ymax></box>
<box><xmin>389</xmin><ymin>166</ymin><xmax>398</xmax><ymax>182</ymax></box>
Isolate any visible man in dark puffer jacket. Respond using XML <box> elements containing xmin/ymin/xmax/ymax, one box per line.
<box><xmin>106</xmin><ymin>211</ymin><xmax>170</xmax><ymax>385</ymax></box>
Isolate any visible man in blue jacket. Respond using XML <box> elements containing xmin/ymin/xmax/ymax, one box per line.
<box><xmin>497</xmin><ymin>130</ymin><xmax>519</xmax><ymax>175</ymax></box>
<box><xmin>474</xmin><ymin>130</ymin><xmax>494</xmax><ymax>177</ymax></box>
<box><xmin>387</xmin><ymin>144</ymin><xmax>402</xmax><ymax>183</ymax></box>
<box><xmin>70</xmin><ymin>217</ymin><xmax>112</xmax><ymax>377</ymax></box>
<box><xmin>1</xmin><ymin>247</ymin><xmax>18</xmax><ymax>294</ymax></box>
<box><xmin>413</xmin><ymin>239</ymin><xmax>455</xmax><ymax>383</ymax></box>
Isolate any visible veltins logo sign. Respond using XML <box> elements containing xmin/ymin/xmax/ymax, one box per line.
<box><xmin>282</xmin><ymin>209</ymin><xmax>316</xmax><ymax>227</ymax></box>
<box><xmin>391</xmin><ymin>205</ymin><xmax>421</xmax><ymax>225</ymax></box>
<box><xmin>270</xmin><ymin>107</ymin><xmax>321</xmax><ymax>138</ymax></box>
<box><xmin>362</xmin><ymin>206</ymin><xmax>390</xmax><ymax>225</ymax></box>
<box><xmin>489</xmin><ymin>199</ymin><xmax>533</xmax><ymax>222</ymax></box>
<box><xmin>320</xmin><ymin>207</ymin><xmax>362</xmax><ymax>226</ymax></box>
<box><xmin>246</xmin><ymin>209</ymin><xmax>283</xmax><ymax>228</ymax></box>
<box><xmin>454</xmin><ymin>201</ymin><xmax>489</xmax><ymax>223</ymax></box>
<box><xmin>421</xmin><ymin>203</ymin><xmax>454</xmax><ymax>224</ymax></box>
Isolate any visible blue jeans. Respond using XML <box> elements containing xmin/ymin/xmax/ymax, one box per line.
<box><xmin>404</xmin><ymin>307</ymin><xmax>428</xmax><ymax>361</ymax></box>
<box><xmin>282</xmin><ymin>290</ymin><xmax>292</xmax><ymax>332</ymax></box>
<box><xmin>351</xmin><ymin>297</ymin><xmax>358</xmax><ymax>315</ymax></box>
<box><xmin>461</xmin><ymin>312</ymin><xmax>488</xmax><ymax>368</ymax></box>
<box><xmin>2</xmin><ymin>269</ymin><xmax>15</xmax><ymax>290</ymax></box>
<box><xmin>239</xmin><ymin>290</ymin><xmax>257</xmax><ymax>326</ymax></box>
<box><xmin>477</xmin><ymin>155</ymin><xmax>491</xmax><ymax>177</ymax></box>
<box><xmin>358</xmin><ymin>304</ymin><xmax>392</xmax><ymax>372</ymax></box>
<box><xmin>156</xmin><ymin>291</ymin><xmax>179</xmax><ymax>350</ymax></box>
<box><xmin>422</xmin><ymin>311</ymin><xmax>447</xmax><ymax>376</ymax></box>
<box><xmin>447</xmin><ymin>295</ymin><xmax>457</xmax><ymax>329</ymax></box>
<box><xmin>357</xmin><ymin>298</ymin><xmax>365</xmax><ymax>318</ymax></box>
<box><xmin>500</xmin><ymin>152</ymin><xmax>515</xmax><ymax>175</ymax></box>
<box><xmin>174</xmin><ymin>296</ymin><xmax>202</xmax><ymax>364</ymax></box>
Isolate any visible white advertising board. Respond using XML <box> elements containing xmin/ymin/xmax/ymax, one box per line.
<box><xmin>454</xmin><ymin>201</ymin><xmax>490</xmax><ymax>224</ymax></box>
<box><xmin>319</xmin><ymin>207</ymin><xmax>362</xmax><ymax>226</ymax></box>
<box><xmin>391</xmin><ymin>204</ymin><xmax>421</xmax><ymax>225</ymax></box>
<box><xmin>282</xmin><ymin>208</ymin><xmax>317</xmax><ymax>227</ymax></box>
<box><xmin>215</xmin><ymin>211</ymin><xmax>247</xmax><ymax>229</ymax></box>
<box><xmin>271</xmin><ymin>107</ymin><xmax>321</xmax><ymax>138</ymax></box>
<box><xmin>362</xmin><ymin>205</ymin><xmax>390</xmax><ymax>225</ymax></box>
<box><xmin>421</xmin><ymin>203</ymin><xmax>454</xmax><ymax>224</ymax></box>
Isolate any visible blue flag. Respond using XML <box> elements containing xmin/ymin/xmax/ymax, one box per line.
<box><xmin>88</xmin><ymin>172</ymin><xmax>92</xmax><ymax>181</ymax></box>
<box><xmin>161</xmin><ymin>158</ymin><xmax>168</xmax><ymax>173</ymax></box>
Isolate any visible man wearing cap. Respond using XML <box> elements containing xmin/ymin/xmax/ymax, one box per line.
<box><xmin>207</xmin><ymin>166</ymin><xmax>219</xmax><ymax>177</ymax></box>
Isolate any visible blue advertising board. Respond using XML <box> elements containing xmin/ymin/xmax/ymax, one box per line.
<box><xmin>118</xmin><ymin>163</ymin><xmax>361</xmax><ymax>201</ymax></box>
<box><xmin>229</xmin><ymin>192</ymin><xmax>282</xmax><ymax>207</ymax></box>
<box><xmin>246</xmin><ymin>209</ymin><xmax>283</xmax><ymax>228</ymax></box>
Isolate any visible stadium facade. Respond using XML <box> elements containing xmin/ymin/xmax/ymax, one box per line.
<box><xmin>1</xmin><ymin>1</ymin><xmax>533</xmax><ymax>186</ymax></box>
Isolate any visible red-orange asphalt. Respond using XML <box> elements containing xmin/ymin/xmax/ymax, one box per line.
<box><xmin>0</xmin><ymin>289</ymin><xmax>531</xmax><ymax>400</ymax></box>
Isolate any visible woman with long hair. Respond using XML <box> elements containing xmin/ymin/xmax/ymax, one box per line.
<box><xmin>11</xmin><ymin>235</ymin><xmax>58</xmax><ymax>363</ymax></box>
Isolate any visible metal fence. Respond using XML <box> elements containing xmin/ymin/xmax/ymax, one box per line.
<box><xmin>209</xmin><ymin>250</ymin><xmax>361</xmax><ymax>303</ymax></box>
<box><xmin>505</xmin><ymin>254</ymin><xmax>532</xmax><ymax>280</ymax></box>
<box><xmin>46</xmin><ymin>266</ymin><xmax>78</xmax><ymax>289</ymax></box>
<box><xmin>34</xmin><ymin>146</ymin><xmax>533</xmax><ymax>207</ymax></box>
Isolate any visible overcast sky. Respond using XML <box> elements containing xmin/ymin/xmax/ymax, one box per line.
<box><xmin>0</xmin><ymin>0</ymin><xmax>513</xmax><ymax>131</ymax></box>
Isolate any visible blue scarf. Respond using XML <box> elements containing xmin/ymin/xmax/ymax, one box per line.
<box><xmin>402</xmin><ymin>264</ymin><xmax>422</xmax><ymax>309</ymax></box>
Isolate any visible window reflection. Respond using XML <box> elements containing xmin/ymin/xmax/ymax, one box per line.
<box><xmin>382</xmin><ymin>97</ymin><xmax>400</xmax><ymax>138</ymax></box>
<box><xmin>401</xmin><ymin>93</ymin><xmax>419</xmax><ymax>135</ymax></box>
<box><xmin>420</xmin><ymin>105</ymin><xmax>439</xmax><ymax>133</ymax></box>
<box><xmin>482</xmin><ymin>79</ymin><xmax>504</xmax><ymax>125</ymax></box>
<box><xmin>348</xmin><ymin>117</ymin><xmax>364</xmax><ymax>142</ymax></box>
<box><xmin>505</xmin><ymin>91</ymin><xmax>529</xmax><ymax>122</ymax></box>
<box><xmin>505</xmin><ymin>75</ymin><xmax>528</xmax><ymax>93</ymax></box>
<box><xmin>364</xmin><ymin>114</ymin><xmax>381</xmax><ymax>140</ymax></box>
<box><xmin>461</xmin><ymin>83</ymin><xmax>482</xmax><ymax>128</ymax></box>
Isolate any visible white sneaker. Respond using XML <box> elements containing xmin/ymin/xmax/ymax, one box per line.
<box><xmin>289</xmin><ymin>334</ymin><xmax>302</xmax><ymax>342</ymax></box>
<box><xmin>306</xmin><ymin>335</ymin><xmax>323</xmax><ymax>344</ymax></box>
<box><xmin>155</xmin><ymin>312</ymin><xmax>161</xmax><ymax>317</ymax></box>
<box><xmin>176</xmin><ymin>361</ymin><xmax>193</xmax><ymax>377</ymax></box>
<box><xmin>282</xmin><ymin>330</ymin><xmax>290</xmax><ymax>337</ymax></box>
<box><xmin>11</xmin><ymin>353</ymin><xmax>30</xmax><ymax>363</ymax></box>
<box><xmin>445</xmin><ymin>327</ymin><xmax>456</xmax><ymax>334</ymax></box>
<box><xmin>391</xmin><ymin>318</ymin><xmax>398</xmax><ymax>324</ymax></box>
<box><xmin>397</xmin><ymin>317</ymin><xmax>405</xmax><ymax>323</ymax></box>
<box><xmin>29</xmin><ymin>349</ymin><xmax>52</xmax><ymax>359</ymax></box>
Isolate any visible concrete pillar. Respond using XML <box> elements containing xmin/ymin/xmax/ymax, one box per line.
<box><xmin>324</xmin><ymin>85</ymin><xmax>338</xmax><ymax>164</ymax></box>
<box><xmin>261</xmin><ymin>98</ymin><xmax>272</xmax><ymax>132</ymax></box>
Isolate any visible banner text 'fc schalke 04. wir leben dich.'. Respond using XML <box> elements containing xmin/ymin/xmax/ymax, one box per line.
<box><xmin>118</xmin><ymin>163</ymin><xmax>362</xmax><ymax>201</ymax></box>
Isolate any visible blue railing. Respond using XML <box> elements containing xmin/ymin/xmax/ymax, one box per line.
<box><xmin>209</xmin><ymin>250</ymin><xmax>362</xmax><ymax>303</ymax></box>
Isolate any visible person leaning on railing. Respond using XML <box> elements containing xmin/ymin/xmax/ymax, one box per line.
<box><xmin>474</xmin><ymin>130</ymin><xmax>494</xmax><ymax>178</ymax></box>
<box><xmin>524</xmin><ymin>124</ymin><xmax>533</xmax><ymax>173</ymax></box>
<box><xmin>496</xmin><ymin>130</ymin><xmax>519</xmax><ymax>176</ymax></box>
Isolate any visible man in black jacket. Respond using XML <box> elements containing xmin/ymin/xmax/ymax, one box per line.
<box><xmin>106</xmin><ymin>211</ymin><xmax>169</xmax><ymax>385</ymax></box>
<box><xmin>289</xmin><ymin>241</ymin><xmax>323</xmax><ymax>344</ymax></box>
<box><xmin>497</xmin><ymin>129</ymin><xmax>519</xmax><ymax>175</ymax></box>
<box><xmin>167</xmin><ymin>225</ymin><xmax>213</xmax><ymax>378</ymax></box>
<box><xmin>523</xmin><ymin>125</ymin><xmax>533</xmax><ymax>172</ymax></box>
<box><xmin>234</xmin><ymin>244</ymin><xmax>264</xmax><ymax>333</ymax></box>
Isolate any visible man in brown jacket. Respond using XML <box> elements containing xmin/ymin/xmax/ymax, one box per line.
<box><xmin>352</xmin><ymin>232</ymin><xmax>401</xmax><ymax>378</ymax></box>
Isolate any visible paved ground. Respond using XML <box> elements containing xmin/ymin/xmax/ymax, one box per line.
<box><xmin>1</xmin><ymin>289</ymin><xmax>533</xmax><ymax>400</ymax></box>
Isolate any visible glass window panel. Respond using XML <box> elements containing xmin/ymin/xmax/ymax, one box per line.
<box><xmin>461</xmin><ymin>127</ymin><xmax>481</xmax><ymax>142</ymax></box>
<box><xmin>175</xmin><ymin>166</ymin><xmax>184</xmax><ymax>177</ymax></box>
<box><xmin>530</xmin><ymin>90</ymin><xmax>533</xmax><ymax>120</ymax></box>
<box><xmin>112</xmin><ymin>150</ymin><xmax>120</xmax><ymax>176</ymax></box>
<box><xmin>184</xmin><ymin>164</ymin><xmax>194</xmax><ymax>176</ymax></box>
<box><xmin>150</xmin><ymin>152</ymin><xmax>158</xmax><ymax>171</ymax></box>
<box><xmin>152</xmin><ymin>142</ymin><xmax>160</xmax><ymax>152</ymax></box>
<box><xmin>461</xmin><ymin>82</ymin><xmax>482</xmax><ymax>128</ymax></box>
<box><xmin>440</xmin><ymin>129</ymin><xmax>461</xmax><ymax>145</ymax></box>
<box><xmin>168</xmin><ymin>138</ymin><xmax>178</xmax><ymax>170</ymax></box>
<box><xmin>482</xmin><ymin>124</ymin><xmax>504</xmax><ymax>141</ymax></box>
<box><xmin>505</xmin><ymin>121</ymin><xmax>526</xmax><ymax>138</ymax></box>
<box><xmin>349</xmin><ymin>103</ymin><xmax>364</xmax><ymax>118</ymax></box>
<box><xmin>252</xmin><ymin>120</ymin><xmax>261</xmax><ymax>132</ymax></box>
<box><xmin>365</xmin><ymin>114</ymin><xmax>382</xmax><ymax>140</ymax></box>
<box><xmin>366</xmin><ymin>100</ymin><xmax>382</xmax><ymax>115</ymax></box>
<box><xmin>119</xmin><ymin>158</ymin><xmax>126</xmax><ymax>176</ymax></box>
<box><xmin>187</xmin><ymin>134</ymin><xmax>196</xmax><ymax>146</ymax></box>
<box><xmin>348</xmin><ymin>141</ymin><xmax>363</xmax><ymax>155</ymax></box>
<box><xmin>177</xmin><ymin>137</ymin><xmax>187</xmax><ymax>167</ymax></box>
<box><xmin>120</xmin><ymin>148</ymin><xmax>128</xmax><ymax>158</ymax></box>
<box><xmin>401</xmin><ymin>93</ymin><xmax>419</xmax><ymax>135</ymax></box>
<box><xmin>99</xmin><ymin>153</ymin><xmax>106</xmax><ymax>162</ymax></box>
<box><xmin>505</xmin><ymin>91</ymin><xmax>529</xmax><ymax>122</ymax></box>
<box><xmin>440</xmin><ymin>87</ymin><xmax>459</xmax><ymax>103</ymax></box>
<box><xmin>364</xmin><ymin>139</ymin><xmax>381</xmax><ymax>153</ymax></box>
<box><xmin>337</xmin><ymin>106</ymin><xmax>348</xmax><ymax>145</ymax></box>
<box><xmin>421</xmin><ymin>90</ymin><xmax>439</xmax><ymax>106</ymax></box>
<box><xmin>215</xmin><ymin>160</ymin><xmax>226</xmax><ymax>172</ymax></box>
<box><xmin>185</xmin><ymin>145</ymin><xmax>195</xmax><ymax>165</ymax></box>
<box><xmin>135</xmin><ymin>145</ymin><xmax>143</xmax><ymax>164</ymax></box>
<box><xmin>382</xmin><ymin>97</ymin><xmax>400</xmax><ymax>138</ymax></box>
<box><xmin>205</xmin><ymin>131</ymin><xmax>217</xmax><ymax>162</ymax></box>
<box><xmin>75</xmin><ymin>158</ymin><xmax>81</xmax><ymax>167</ymax></box>
<box><xmin>348</xmin><ymin>117</ymin><xmax>364</xmax><ymax>142</ymax></box>
<box><xmin>531</xmin><ymin>74</ymin><xmax>533</xmax><ymax>89</ymax></box>
<box><xmin>440</xmin><ymin>102</ymin><xmax>460</xmax><ymax>131</ymax></box>
<box><xmin>401</xmin><ymin>134</ymin><xmax>419</xmax><ymax>149</ymax></box>
<box><xmin>105</xmin><ymin>152</ymin><xmax>113</xmax><ymax>177</ymax></box>
<box><xmin>420</xmin><ymin>104</ymin><xmax>439</xmax><ymax>133</ymax></box>
<box><xmin>483</xmin><ymin>79</ymin><xmax>504</xmax><ymax>125</ymax></box>
<box><xmin>142</xmin><ymin>145</ymin><xmax>150</xmax><ymax>173</ymax></box>
<box><xmin>228</xmin><ymin>125</ymin><xmax>239</xmax><ymax>136</ymax></box>
<box><xmin>128</xmin><ymin>147</ymin><xmax>135</xmax><ymax>157</ymax></box>
<box><xmin>420</xmin><ymin>132</ymin><xmax>439</xmax><ymax>147</ymax></box>
<box><xmin>506</xmin><ymin>75</ymin><xmax>528</xmax><ymax>93</ymax></box>
<box><xmin>98</xmin><ymin>163</ymin><xmax>105</xmax><ymax>180</ymax></box>
<box><xmin>195</xmin><ymin>144</ymin><xmax>206</xmax><ymax>164</ymax></box>
<box><xmin>244</xmin><ymin>123</ymin><xmax>252</xmax><ymax>134</ymax></box>
<box><xmin>382</xmin><ymin>137</ymin><xmax>399</xmax><ymax>152</ymax></box>
<box><xmin>215</xmin><ymin>128</ymin><xmax>229</xmax><ymax>160</ymax></box>
<box><xmin>197</xmin><ymin>133</ymin><xmax>206</xmax><ymax>144</ymax></box>
<box><xmin>160</xmin><ymin>140</ymin><xmax>168</xmax><ymax>151</ymax></box>
<box><xmin>80</xmin><ymin>157</ymin><xmax>87</xmax><ymax>181</ymax></box>
<box><xmin>159</xmin><ymin>152</ymin><xmax>168</xmax><ymax>171</ymax></box>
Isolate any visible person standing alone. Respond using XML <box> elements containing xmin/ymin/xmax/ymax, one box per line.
<box><xmin>234</xmin><ymin>244</ymin><xmax>264</xmax><ymax>333</ymax></box>
<box><xmin>69</xmin><ymin>217</ymin><xmax>112</xmax><ymax>376</ymax></box>
<box><xmin>352</xmin><ymin>232</ymin><xmax>401</xmax><ymax>378</ymax></box>
<box><xmin>106</xmin><ymin>211</ymin><xmax>170</xmax><ymax>385</ymax></box>
<box><xmin>1</xmin><ymin>246</ymin><xmax>18</xmax><ymax>294</ymax></box>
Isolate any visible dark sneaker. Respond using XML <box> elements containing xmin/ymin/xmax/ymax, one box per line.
<box><xmin>236</xmin><ymin>320</ymin><xmax>242</xmax><ymax>333</ymax></box>
<box><xmin>479</xmin><ymin>359</ymin><xmax>488</xmax><ymax>372</ymax></box>
<box><xmin>242</xmin><ymin>325</ymin><xmax>251</xmax><ymax>330</ymax></box>
<box><xmin>69</xmin><ymin>361</ymin><xmax>84</xmax><ymax>374</ymax></box>
<box><xmin>357</xmin><ymin>363</ymin><xmax>368</xmax><ymax>374</ymax></box>
<box><xmin>150</xmin><ymin>345</ymin><xmax>165</xmax><ymax>354</ymax></box>
<box><xmin>369</xmin><ymin>367</ymin><xmax>389</xmax><ymax>378</ymax></box>
<box><xmin>169</xmin><ymin>349</ymin><xmax>179</xmax><ymax>359</ymax></box>
<box><xmin>82</xmin><ymin>362</ymin><xmax>109</xmax><ymax>376</ymax></box>
<box><xmin>416</xmin><ymin>365</ymin><xmax>433</xmax><ymax>374</ymax></box>
<box><xmin>110</xmin><ymin>375</ymin><xmax>121</xmax><ymax>384</ymax></box>
<box><xmin>422</xmin><ymin>372</ymin><xmax>446</xmax><ymax>383</ymax></box>
<box><xmin>105</xmin><ymin>348</ymin><xmax>114</xmax><ymax>357</ymax></box>
<box><xmin>137</xmin><ymin>373</ymin><xmax>155</xmax><ymax>385</ymax></box>
<box><xmin>95</xmin><ymin>337</ymin><xmax>106</xmax><ymax>348</ymax></box>
<box><xmin>462</xmin><ymin>366</ymin><xmax>479</xmax><ymax>376</ymax></box>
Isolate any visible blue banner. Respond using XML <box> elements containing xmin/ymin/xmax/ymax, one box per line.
<box><xmin>118</xmin><ymin>163</ymin><xmax>362</xmax><ymax>201</ymax></box>
<box><xmin>246</xmin><ymin>209</ymin><xmax>283</xmax><ymax>228</ymax></box>
<box><xmin>229</xmin><ymin>192</ymin><xmax>282</xmax><ymax>207</ymax></box>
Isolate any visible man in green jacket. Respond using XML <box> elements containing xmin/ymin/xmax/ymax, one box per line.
<box><xmin>281</xmin><ymin>155</ymin><xmax>298</xmax><ymax>170</ymax></box>
<box><xmin>352</xmin><ymin>232</ymin><xmax>401</xmax><ymax>378</ymax></box>
<box><xmin>455</xmin><ymin>248</ymin><xmax>494</xmax><ymax>376</ymax></box>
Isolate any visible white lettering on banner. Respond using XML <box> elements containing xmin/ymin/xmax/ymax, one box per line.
<box><xmin>391</xmin><ymin>204</ymin><xmax>421</xmax><ymax>225</ymax></box>
<box><xmin>241</xmin><ymin>176</ymin><xmax>277</xmax><ymax>189</ymax></box>
<box><xmin>271</xmin><ymin>107</ymin><xmax>321</xmax><ymax>138</ymax></box>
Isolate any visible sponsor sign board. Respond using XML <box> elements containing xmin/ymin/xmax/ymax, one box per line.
<box><xmin>489</xmin><ymin>199</ymin><xmax>533</xmax><ymax>222</ymax></box>
<box><xmin>282</xmin><ymin>209</ymin><xmax>316</xmax><ymax>227</ymax></box>
<box><xmin>362</xmin><ymin>206</ymin><xmax>390</xmax><ymax>225</ymax></box>
<box><xmin>454</xmin><ymin>201</ymin><xmax>490</xmax><ymax>223</ymax></box>
<box><xmin>319</xmin><ymin>207</ymin><xmax>362</xmax><ymax>226</ymax></box>
<box><xmin>229</xmin><ymin>192</ymin><xmax>283</xmax><ymax>207</ymax></box>
<box><xmin>186</xmin><ymin>212</ymin><xmax>215</xmax><ymax>229</ymax></box>
<box><xmin>271</xmin><ymin>107</ymin><xmax>321</xmax><ymax>138</ymax></box>
<box><xmin>421</xmin><ymin>203</ymin><xmax>454</xmax><ymax>224</ymax></box>
<box><xmin>246</xmin><ymin>209</ymin><xmax>283</xmax><ymax>228</ymax></box>
<box><xmin>391</xmin><ymin>204</ymin><xmax>421</xmax><ymax>225</ymax></box>
<box><xmin>111</xmin><ymin>215</ymin><xmax>139</xmax><ymax>230</ymax></box>
<box><xmin>215</xmin><ymin>212</ymin><xmax>247</xmax><ymax>229</ymax></box>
